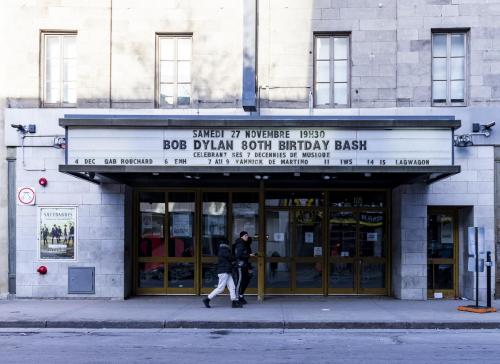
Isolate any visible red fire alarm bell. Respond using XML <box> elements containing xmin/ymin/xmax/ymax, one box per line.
<box><xmin>39</xmin><ymin>177</ymin><xmax>48</xmax><ymax>187</ymax></box>
<box><xmin>37</xmin><ymin>266</ymin><xmax>47</xmax><ymax>275</ymax></box>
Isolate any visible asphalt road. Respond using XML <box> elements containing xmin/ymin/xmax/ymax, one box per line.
<box><xmin>1</xmin><ymin>328</ymin><xmax>499</xmax><ymax>363</ymax></box>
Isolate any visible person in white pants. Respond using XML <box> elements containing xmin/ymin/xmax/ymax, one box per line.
<box><xmin>203</xmin><ymin>240</ymin><xmax>242</xmax><ymax>308</ymax></box>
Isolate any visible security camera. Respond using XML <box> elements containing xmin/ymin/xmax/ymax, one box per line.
<box><xmin>11</xmin><ymin>124</ymin><xmax>26</xmax><ymax>132</ymax></box>
<box><xmin>484</xmin><ymin>121</ymin><xmax>495</xmax><ymax>129</ymax></box>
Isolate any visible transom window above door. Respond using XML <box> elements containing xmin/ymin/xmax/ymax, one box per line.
<box><xmin>314</xmin><ymin>34</ymin><xmax>350</xmax><ymax>108</ymax></box>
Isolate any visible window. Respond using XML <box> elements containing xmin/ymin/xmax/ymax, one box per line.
<box><xmin>41</xmin><ymin>32</ymin><xmax>77</xmax><ymax>106</ymax></box>
<box><xmin>432</xmin><ymin>32</ymin><xmax>467</xmax><ymax>105</ymax></box>
<box><xmin>314</xmin><ymin>34</ymin><xmax>350</xmax><ymax>107</ymax></box>
<box><xmin>157</xmin><ymin>35</ymin><xmax>192</xmax><ymax>107</ymax></box>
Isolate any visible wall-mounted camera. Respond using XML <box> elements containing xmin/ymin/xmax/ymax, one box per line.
<box><xmin>10</xmin><ymin>124</ymin><xmax>36</xmax><ymax>134</ymax></box>
<box><xmin>472</xmin><ymin>122</ymin><xmax>495</xmax><ymax>137</ymax></box>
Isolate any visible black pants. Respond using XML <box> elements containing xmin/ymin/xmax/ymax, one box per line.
<box><xmin>234</xmin><ymin>266</ymin><xmax>252</xmax><ymax>298</ymax></box>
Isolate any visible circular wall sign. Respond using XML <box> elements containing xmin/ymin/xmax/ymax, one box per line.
<box><xmin>17</xmin><ymin>187</ymin><xmax>36</xmax><ymax>205</ymax></box>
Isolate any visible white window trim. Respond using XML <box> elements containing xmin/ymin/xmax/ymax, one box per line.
<box><xmin>431</xmin><ymin>31</ymin><xmax>468</xmax><ymax>107</ymax></box>
<box><xmin>155</xmin><ymin>34</ymin><xmax>193</xmax><ymax>108</ymax></box>
<box><xmin>313</xmin><ymin>33</ymin><xmax>351</xmax><ymax>108</ymax></box>
<box><xmin>40</xmin><ymin>31</ymin><xmax>77</xmax><ymax>108</ymax></box>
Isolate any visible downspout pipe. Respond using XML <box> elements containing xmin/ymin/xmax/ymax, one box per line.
<box><xmin>242</xmin><ymin>0</ymin><xmax>257</xmax><ymax>112</ymax></box>
<box><xmin>7</xmin><ymin>149</ymin><xmax>16</xmax><ymax>295</ymax></box>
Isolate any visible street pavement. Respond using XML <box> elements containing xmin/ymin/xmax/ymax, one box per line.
<box><xmin>1</xmin><ymin>328</ymin><xmax>500</xmax><ymax>363</ymax></box>
<box><xmin>1</xmin><ymin>296</ymin><xmax>500</xmax><ymax>329</ymax></box>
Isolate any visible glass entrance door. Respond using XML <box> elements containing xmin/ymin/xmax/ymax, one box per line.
<box><xmin>427</xmin><ymin>208</ymin><xmax>458</xmax><ymax>298</ymax></box>
<box><xmin>328</xmin><ymin>192</ymin><xmax>388</xmax><ymax>294</ymax></box>
<box><xmin>135</xmin><ymin>188</ymin><xmax>389</xmax><ymax>296</ymax></box>
<box><xmin>136</xmin><ymin>191</ymin><xmax>197</xmax><ymax>294</ymax></box>
<box><xmin>167</xmin><ymin>192</ymin><xmax>196</xmax><ymax>293</ymax></box>
<box><xmin>294</xmin><ymin>210</ymin><xmax>323</xmax><ymax>293</ymax></box>
<box><xmin>264</xmin><ymin>191</ymin><xmax>325</xmax><ymax>294</ymax></box>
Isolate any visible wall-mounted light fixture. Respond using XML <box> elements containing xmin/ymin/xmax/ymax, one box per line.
<box><xmin>454</xmin><ymin>121</ymin><xmax>495</xmax><ymax>147</ymax></box>
<box><xmin>454</xmin><ymin>134</ymin><xmax>473</xmax><ymax>147</ymax></box>
<box><xmin>53</xmin><ymin>136</ymin><xmax>66</xmax><ymax>149</ymax></box>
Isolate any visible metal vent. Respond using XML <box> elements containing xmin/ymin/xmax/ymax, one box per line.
<box><xmin>68</xmin><ymin>267</ymin><xmax>95</xmax><ymax>294</ymax></box>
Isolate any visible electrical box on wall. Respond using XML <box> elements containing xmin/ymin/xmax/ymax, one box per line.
<box><xmin>68</xmin><ymin>267</ymin><xmax>95</xmax><ymax>294</ymax></box>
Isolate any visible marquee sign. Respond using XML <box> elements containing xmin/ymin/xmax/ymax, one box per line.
<box><xmin>66</xmin><ymin>127</ymin><xmax>453</xmax><ymax>168</ymax></box>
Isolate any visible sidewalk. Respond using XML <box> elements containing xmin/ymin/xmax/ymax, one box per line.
<box><xmin>1</xmin><ymin>296</ymin><xmax>500</xmax><ymax>329</ymax></box>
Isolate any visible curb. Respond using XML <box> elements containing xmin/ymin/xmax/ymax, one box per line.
<box><xmin>1</xmin><ymin>321</ymin><xmax>500</xmax><ymax>329</ymax></box>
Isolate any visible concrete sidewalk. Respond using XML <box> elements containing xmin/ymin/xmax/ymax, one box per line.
<box><xmin>1</xmin><ymin>296</ymin><xmax>500</xmax><ymax>329</ymax></box>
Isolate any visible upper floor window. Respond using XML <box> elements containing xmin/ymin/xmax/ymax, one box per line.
<box><xmin>157</xmin><ymin>35</ymin><xmax>192</xmax><ymax>107</ymax></box>
<box><xmin>42</xmin><ymin>32</ymin><xmax>77</xmax><ymax>107</ymax></box>
<box><xmin>314</xmin><ymin>34</ymin><xmax>350</xmax><ymax>108</ymax></box>
<box><xmin>432</xmin><ymin>31</ymin><xmax>467</xmax><ymax>106</ymax></box>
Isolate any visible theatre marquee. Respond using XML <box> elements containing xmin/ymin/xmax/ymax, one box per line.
<box><xmin>65</xmin><ymin>126</ymin><xmax>453</xmax><ymax>168</ymax></box>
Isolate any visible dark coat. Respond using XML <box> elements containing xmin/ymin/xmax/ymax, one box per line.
<box><xmin>234</xmin><ymin>238</ymin><xmax>251</xmax><ymax>268</ymax></box>
<box><xmin>217</xmin><ymin>243</ymin><xmax>234</xmax><ymax>274</ymax></box>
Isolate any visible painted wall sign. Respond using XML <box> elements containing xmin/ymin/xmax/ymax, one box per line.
<box><xmin>66</xmin><ymin>127</ymin><xmax>453</xmax><ymax>167</ymax></box>
<box><xmin>17</xmin><ymin>187</ymin><xmax>36</xmax><ymax>205</ymax></box>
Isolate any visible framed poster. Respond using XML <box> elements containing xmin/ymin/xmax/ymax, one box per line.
<box><xmin>38</xmin><ymin>206</ymin><xmax>77</xmax><ymax>260</ymax></box>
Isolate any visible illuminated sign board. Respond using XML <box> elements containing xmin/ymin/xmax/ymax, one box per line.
<box><xmin>66</xmin><ymin>127</ymin><xmax>453</xmax><ymax>167</ymax></box>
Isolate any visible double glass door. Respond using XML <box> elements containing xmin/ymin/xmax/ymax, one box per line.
<box><xmin>136</xmin><ymin>191</ymin><xmax>196</xmax><ymax>294</ymax></box>
<box><xmin>265</xmin><ymin>209</ymin><xmax>324</xmax><ymax>293</ymax></box>
<box><xmin>135</xmin><ymin>190</ymin><xmax>259</xmax><ymax>295</ymax></box>
<box><xmin>135</xmin><ymin>189</ymin><xmax>388</xmax><ymax>296</ymax></box>
<box><xmin>329</xmin><ymin>209</ymin><xmax>387</xmax><ymax>294</ymax></box>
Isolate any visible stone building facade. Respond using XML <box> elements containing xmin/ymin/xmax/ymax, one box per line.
<box><xmin>1</xmin><ymin>0</ymin><xmax>499</xmax><ymax>300</ymax></box>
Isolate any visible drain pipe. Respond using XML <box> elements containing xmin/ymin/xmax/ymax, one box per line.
<box><xmin>242</xmin><ymin>0</ymin><xmax>258</xmax><ymax>112</ymax></box>
<box><xmin>7</xmin><ymin>148</ymin><xmax>16</xmax><ymax>295</ymax></box>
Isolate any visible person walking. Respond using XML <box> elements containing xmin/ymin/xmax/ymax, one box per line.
<box><xmin>234</xmin><ymin>231</ymin><xmax>255</xmax><ymax>305</ymax></box>
<box><xmin>202</xmin><ymin>239</ymin><xmax>242</xmax><ymax>308</ymax></box>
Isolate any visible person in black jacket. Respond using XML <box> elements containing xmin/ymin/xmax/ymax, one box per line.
<box><xmin>233</xmin><ymin>231</ymin><xmax>256</xmax><ymax>305</ymax></box>
<box><xmin>203</xmin><ymin>239</ymin><xmax>242</xmax><ymax>308</ymax></box>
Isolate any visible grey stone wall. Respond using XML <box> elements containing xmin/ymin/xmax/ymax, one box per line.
<box><xmin>1</xmin><ymin>0</ymin><xmax>500</xmax><ymax>299</ymax></box>
<box><xmin>2</xmin><ymin>0</ymin><xmax>500</xmax><ymax>108</ymax></box>
<box><xmin>495</xmin><ymin>151</ymin><xmax>500</xmax><ymax>298</ymax></box>
<box><xmin>15</xmin><ymin>147</ymin><xmax>125</xmax><ymax>298</ymax></box>
<box><xmin>397</xmin><ymin>0</ymin><xmax>500</xmax><ymax>107</ymax></box>
<box><xmin>392</xmin><ymin>184</ymin><xmax>428</xmax><ymax>300</ymax></box>
<box><xmin>394</xmin><ymin>146</ymin><xmax>495</xmax><ymax>301</ymax></box>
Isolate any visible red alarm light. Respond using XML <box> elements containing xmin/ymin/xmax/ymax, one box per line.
<box><xmin>39</xmin><ymin>177</ymin><xmax>48</xmax><ymax>187</ymax></box>
<box><xmin>37</xmin><ymin>266</ymin><xmax>48</xmax><ymax>275</ymax></box>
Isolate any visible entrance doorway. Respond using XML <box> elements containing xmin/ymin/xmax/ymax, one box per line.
<box><xmin>328</xmin><ymin>192</ymin><xmax>388</xmax><ymax>294</ymax></box>
<box><xmin>427</xmin><ymin>208</ymin><xmax>458</xmax><ymax>298</ymax></box>
<box><xmin>133</xmin><ymin>188</ymin><xmax>389</xmax><ymax>296</ymax></box>
<box><xmin>264</xmin><ymin>191</ymin><xmax>324</xmax><ymax>294</ymax></box>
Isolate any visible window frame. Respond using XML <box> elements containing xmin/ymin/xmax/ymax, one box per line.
<box><xmin>431</xmin><ymin>30</ymin><xmax>469</xmax><ymax>107</ymax></box>
<box><xmin>313</xmin><ymin>33</ymin><xmax>351</xmax><ymax>108</ymax></box>
<box><xmin>155</xmin><ymin>33</ymin><xmax>193</xmax><ymax>108</ymax></box>
<box><xmin>40</xmin><ymin>31</ymin><xmax>78</xmax><ymax>108</ymax></box>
